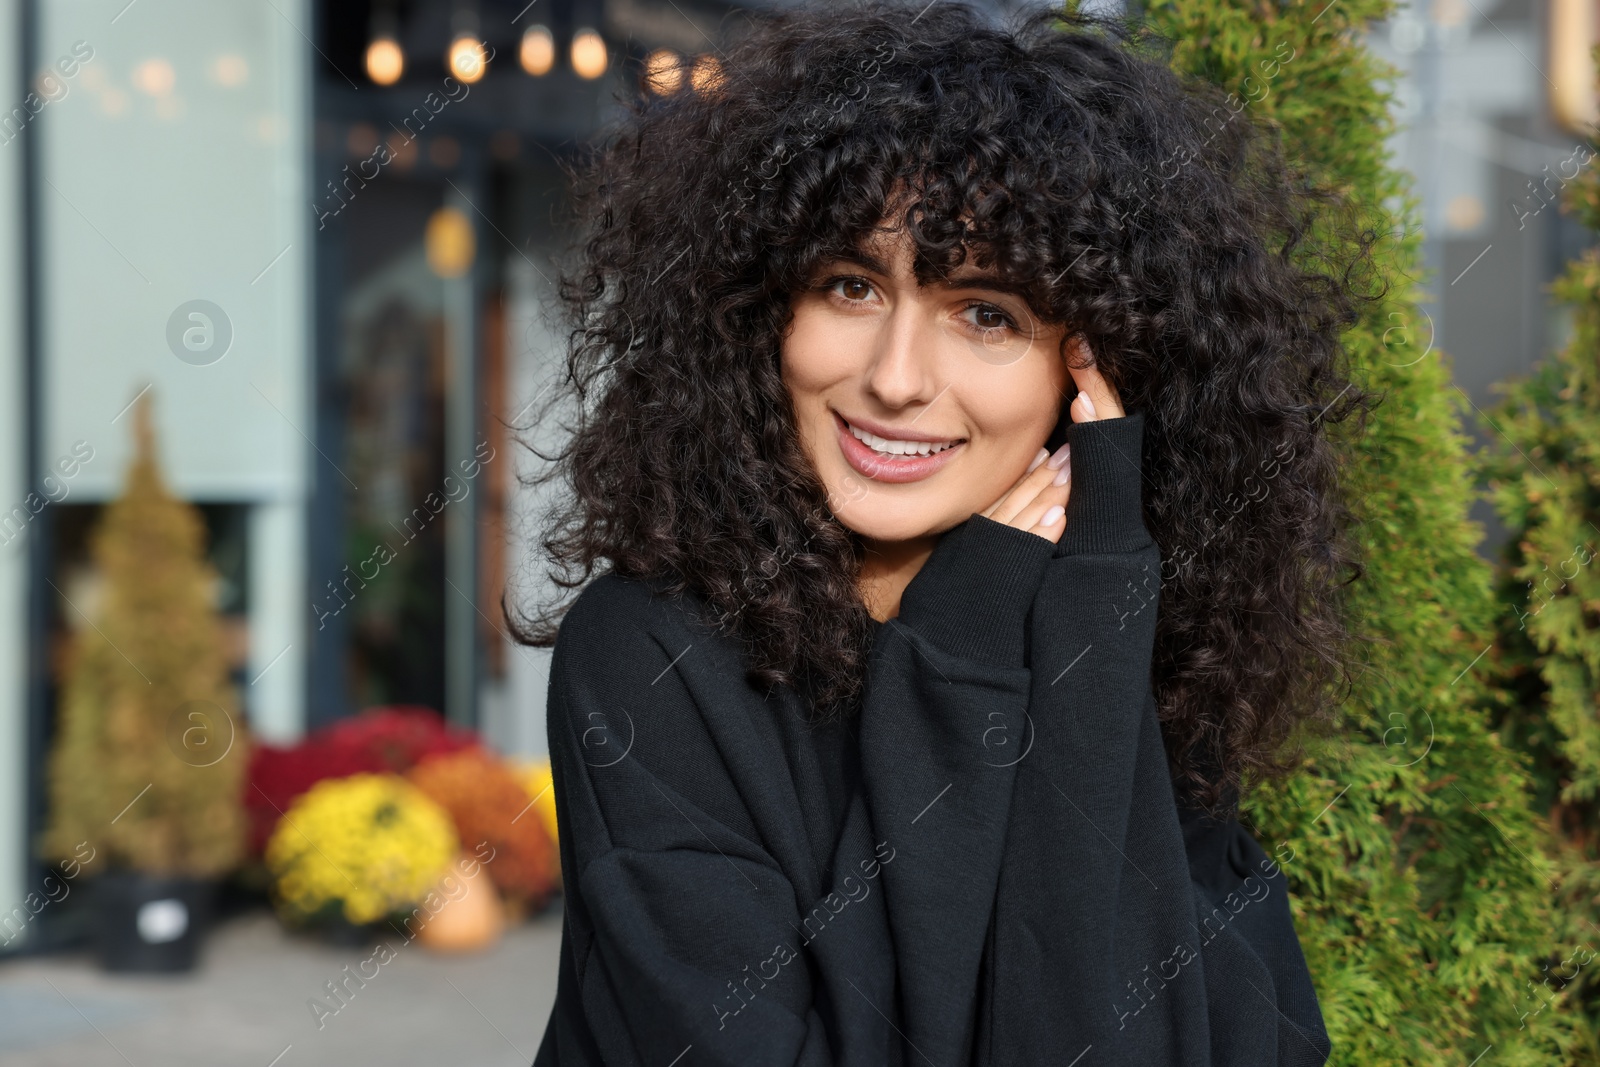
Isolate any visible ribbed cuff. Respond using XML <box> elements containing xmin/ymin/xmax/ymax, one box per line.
<box><xmin>1055</xmin><ymin>412</ymin><xmax>1153</xmax><ymax>557</ymax></box>
<box><xmin>896</xmin><ymin>513</ymin><xmax>1056</xmax><ymax>668</ymax></box>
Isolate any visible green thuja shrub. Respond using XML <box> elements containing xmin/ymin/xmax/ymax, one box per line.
<box><xmin>1478</xmin><ymin>112</ymin><xmax>1600</xmax><ymax>1063</ymax></box>
<box><xmin>1061</xmin><ymin>0</ymin><xmax>1579</xmax><ymax>1061</ymax></box>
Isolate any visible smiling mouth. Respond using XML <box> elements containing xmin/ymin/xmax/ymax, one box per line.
<box><xmin>835</xmin><ymin>412</ymin><xmax>966</xmax><ymax>457</ymax></box>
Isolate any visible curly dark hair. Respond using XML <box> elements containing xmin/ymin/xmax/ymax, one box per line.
<box><xmin>508</xmin><ymin>0</ymin><xmax>1380</xmax><ymax>813</ymax></box>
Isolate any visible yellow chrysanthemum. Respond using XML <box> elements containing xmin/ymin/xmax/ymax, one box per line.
<box><xmin>264</xmin><ymin>773</ymin><xmax>457</xmax><ymax>925</ymax></box>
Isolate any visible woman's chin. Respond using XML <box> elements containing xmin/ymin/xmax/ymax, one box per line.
<box><xmin>831</xmin><ymin>503</ymin><xmax>959</xmax><ymax>546</ymax></box>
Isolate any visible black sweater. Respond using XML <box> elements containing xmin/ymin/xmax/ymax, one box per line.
<box><xmin>532</xmin><ymin>413</ymin><xmax>1332</xmax><ymax>1067</ymax></box>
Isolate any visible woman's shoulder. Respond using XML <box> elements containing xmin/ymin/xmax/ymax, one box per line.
<box><xmin>547</xmin><ymin>570</ymin><xmax>771</xmax><ymax>850</ymax></box>
<box><xmin>548</xmin><ymin>569</ymin><xmax>749</xmax><ymax>728</ymax></box>
<box><xmin>553</xmin><ymin>570</ymin><xmax>709</xmax><ymax>663</ymax></box>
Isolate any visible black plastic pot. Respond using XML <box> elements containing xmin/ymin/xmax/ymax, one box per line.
<box><xmin>315</xmin><ymin>913</ymin><xmax>379</xmax><ymax>948</ymax></box>
<box><xmin>91</xmin><ymin>871</ymin><xmax>216</xmax><ymax>972</ymax></box>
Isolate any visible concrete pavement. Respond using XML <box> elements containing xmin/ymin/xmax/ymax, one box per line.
<box><xmin>0</xmin><ymin>906</ymin><xmax>563</xmax><ymax>1066</ymax></box>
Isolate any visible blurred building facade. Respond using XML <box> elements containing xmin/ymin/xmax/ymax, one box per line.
<box><xmin>1368</xmin><ymin>0</ymin><xmax>1600</xmax><ymax>546</ymax></box>
<box><xmin>0</xmin><ymin>0</ymin><xmax>783</xmax><ymax>952</ymax></box>
<box><xmin>0</xmin><ymin>0</ymin><xmax>1596</xmax><ymax>947</ymax></box>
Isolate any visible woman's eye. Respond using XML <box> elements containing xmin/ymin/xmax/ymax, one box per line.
<box><xmin>965</xmin><ymin>303</ymin><xmax>1018</xmax><ymax>333</ymax></box>
<box><xmin>831</xmin><ymin>277</ymin><xmax>874</xmax><ymax>302</ymax></box>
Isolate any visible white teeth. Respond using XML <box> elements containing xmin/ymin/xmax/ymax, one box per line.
<box><xmin>846</xmin><ymin>421</ymin><xmax>959</xmax><ymax>457</ymax></box>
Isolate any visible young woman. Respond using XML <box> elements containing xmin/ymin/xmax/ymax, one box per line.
<box><xmin>516</xmin><ymin>2</ymin><xmax>1371</xmax><ymax>1063</ymax></box>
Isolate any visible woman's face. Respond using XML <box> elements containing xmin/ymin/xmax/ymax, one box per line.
<box><xmin>782</xmin><ymin>224</ymin><xmax>1072</xmax><ymax>545</ymax></box>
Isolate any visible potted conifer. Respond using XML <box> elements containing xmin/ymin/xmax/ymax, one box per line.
<box><xmin>40</xmin><ymin>391</ymin><xmax>250</xmax><ymax>971</ymax></box>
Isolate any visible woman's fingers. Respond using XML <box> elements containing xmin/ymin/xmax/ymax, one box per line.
<box><xmin>981</xmin><ymin>333</ymin><xmax>1127</xmax><ymax>545</ymax></box>
<box><xmin>1065</xmin><ymin>335</ymin><xmax>1126</xmax><ymax>421</ymax></box>
<box><xmin>984</xmin><ymin>448</ymin><xmax>1042</xmax><ymax>521</ymax></box>
<box><xmin>1012</xmin><ymin>472</ymin><xmax>1071</xmax><ymax>536</ymax></box>
<box><xmin>982</xmin><ymin>441</ymin><xmax>1072</xmax><ymax>541</ymax></box>
<box><xmin>985</xmin><ymin>442</ymin><xmax>1063</xmax><ymax>522</ymax></box>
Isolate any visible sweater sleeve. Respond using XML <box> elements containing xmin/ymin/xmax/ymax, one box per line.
<box><xmin>978</xmin><ymin>411</ymin><xmax>1332</xmax><ymax>1066</ymax></box>
<box><xmin>852</xmin><ymin>510</ymin><xmax>1057</xmax><ymax>1060</ymax></box>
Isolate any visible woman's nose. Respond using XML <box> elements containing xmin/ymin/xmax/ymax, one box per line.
<box><xmin>863</xmin><ymin>298</ymin><xmax>942</xmax><ymax>409</ymax></box>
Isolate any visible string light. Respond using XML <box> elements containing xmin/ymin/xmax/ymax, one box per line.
<box><xmin>448</xmin><ymin>32</ymin><xmax>488</xmax><ymax>83</ymax></box>
<box><xmin>520</xmin><ymin>25</ymin><xmax>555</xmax><ymax>76</ymax></box>
<box><xmin>365</xmin><ymin>7</ymin><xmax>404</xmax><ymax>87</ymax></box>
<box><xmin>570</xmin><ymin>27</ymin><xmax>607</xmax><ymax>80</ymax></box>
<box><xmin>643</xmin><ymin>49</ymin><xmax>681</xmax><ymax>94</ymax></box>
<box><xmin>690</xmin><ymin>54</ymin><xmax>724</xmax><ymax>93</ymax></box>
<box><xmin>365</xmin><ymin>36</ymin><xmax>404</xmax><ymax>85</ymax></box>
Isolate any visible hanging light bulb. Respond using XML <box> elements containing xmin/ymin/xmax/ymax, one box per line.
<box><xmin>520</xmin><ymin>24</ymin><xmax>555</xmax><ymax>76</ymax></box>
<box><xmin>448</xmin><ymin>32</ymin><xmax>488</xmax><ymax>83</ymax></box>
<box><xmin>445</xmin><ymin>6</ymin><xmax>488</xmax><ymax>83</ymax></box>
<box><xmin>689</xmin><ymin>54</ymin><xmax>724</xmax><ymax>94</ymax></box>
<box><xmin>366</xmin><ymin>36</ymin><xmax>404</xmax><ymax>85</ymax></box>
<box><xmin>643</xmin><ymin>48</ymin><xmax>681</xmax><ymax>94</ymax></box>
<box><xmin>365</xmin><ymin>8</ymin><xmax>404</xmax><ymax>86</ymax></box>
<box><xmin>570</xmin><ymin>27</ymin><xmax>607</xmax><ymax>80</ymax></box>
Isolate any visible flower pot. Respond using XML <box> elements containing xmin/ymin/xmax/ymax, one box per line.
<box><xmin>416</xmin><ymin>858</ymin><xmax>505</xmax><ymax>953</ymax></box>
<box><xmin>91</xmin><ymin>871</ymin><xmax>215</xmax><ymax>973</ymax></box>
<box><xmin>316</xmin><ymin>913</ymin><xmax>379</xmax><ymax>948</ymax></box>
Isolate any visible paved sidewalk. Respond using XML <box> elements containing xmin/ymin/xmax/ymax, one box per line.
<box><xmin>0</xmin><ymin>906</ymin><xmax>563</xmax><ymax>1066</ymax></box>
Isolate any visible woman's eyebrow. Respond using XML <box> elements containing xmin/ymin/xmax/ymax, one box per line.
<box><xmin>828</xmin><ymin>252</ymin><xmax>1033</xmax><ymax>297</ymax></box>
<box><xmin>827</xmin><ymin>250</ymin><xmax>894</xmax><ymax>275</ymax></box>
<box><xmin>938</xmin><ymin>272</ymin><xmax>1033</xmax><ymax>298</ymax></box>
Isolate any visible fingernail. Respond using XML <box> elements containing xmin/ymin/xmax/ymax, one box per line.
<box><xmin>1027</xmin><ymin>447</ymin><xmax>1049</xmax><ymax>473</ymax></box>
<box><xmin>1041</xmin><ymin>505</ymin><xmax>1064</xmax><ymax>526</ymax></box>
<box><xmin>1046</xmin><ymin>442</ymin><xmax>1071</xmax><ymax>470</ymax></box>
<box><xmin>1080</xmin><ymin>393</ymin><xmax>1097</xmax><ymax>418</ymax></box>
<box><xmin>1052</xmin><ymin>465</ymin><xmax>1071</xmax><ymax>487</ymax></box>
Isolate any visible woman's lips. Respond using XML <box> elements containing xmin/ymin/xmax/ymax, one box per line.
<box><xmin>833</xmin><ymin>411</ymin><xmax>965</xmax><ymax>484</ymax></box>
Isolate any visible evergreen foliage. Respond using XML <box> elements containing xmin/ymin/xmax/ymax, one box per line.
<box><xmin>41</xmin><ymin>392</ymin><xmax>249</xmax><ymax>879</ymax></box>
<box><xmin>1479</xmin><ymin>118</ymin><xmax>1600</xmax><ymax>1063</ymax></box>
<box><xmin>1060</xmin><ymin>0</ymin><xmax>1586</xmax><ymax>1060</ymax></box>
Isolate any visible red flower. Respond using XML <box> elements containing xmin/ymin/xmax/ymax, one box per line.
<box><xmin>245</xmin><ymin>706</ymin><xmax>480</xmax><ymax>855</ymax></box>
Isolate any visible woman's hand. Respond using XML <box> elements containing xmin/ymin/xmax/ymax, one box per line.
<box><xmin>980</xmin><ymin>336</ymin><xmax>1124</xmax><ymax>544</ymax></box>
<box><xmin>1065</xmin><ymin>334</ymin><xmax>1125</xmax><ymax>422</ymax></box>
